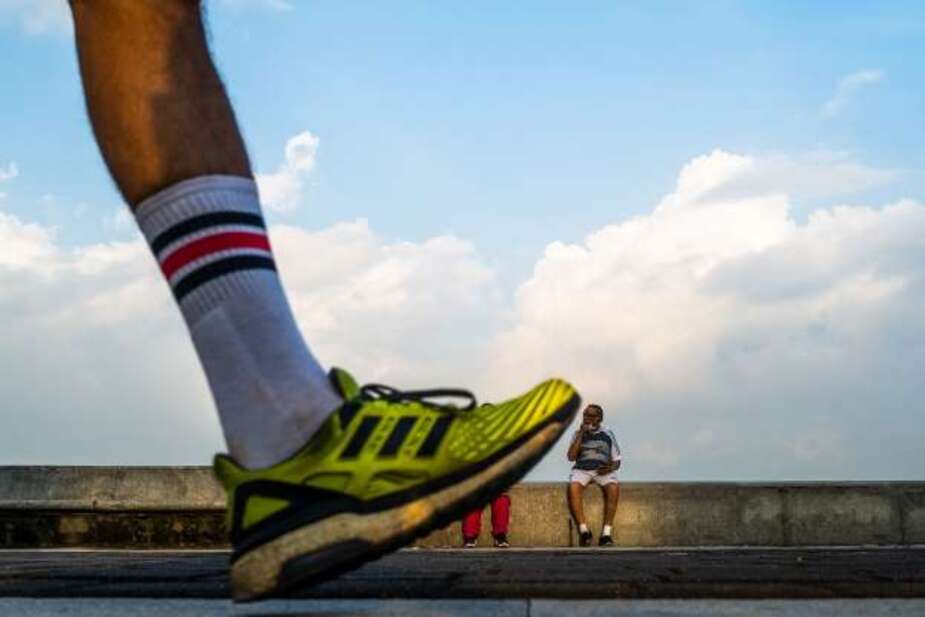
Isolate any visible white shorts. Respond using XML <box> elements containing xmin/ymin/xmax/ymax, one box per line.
<box><xmin>569</xmin><ymin>468</ymin><xmax>619</xmax><ymax>487</ymax></box>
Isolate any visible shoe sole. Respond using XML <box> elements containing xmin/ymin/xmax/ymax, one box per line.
<box><xmin>231</xmin><ymin>392</ymin><xmax>580</xmax><ymax>601</ymax></box>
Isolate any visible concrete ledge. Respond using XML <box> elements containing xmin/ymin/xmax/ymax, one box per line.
<box><xmin>2</xmin><ymin>467</ymin><xmax>924</xmax><ymax>548</ymax></box>
<box><xmin>0</xmin><ymin>467</ymin><xmax>221</xmax><ymax>511</ymax></box>
<box><xmin>4</xmin><ymin>548</ymin><xmax>925</xmax><ymax>599</ymax></box>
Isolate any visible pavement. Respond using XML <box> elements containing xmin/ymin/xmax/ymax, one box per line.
<box><xmin>3</xmin><ymin>598</ymin><xmax>925</xmax><ymax>617</ymax></box>
<box><xmin>3</xmin><ymin>547</ymin><xmax>924</xmax><ymax>600</ymax></box>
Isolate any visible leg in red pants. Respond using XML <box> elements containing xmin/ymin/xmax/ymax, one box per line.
<box><xmin>461</xmin><ymin>508</ymin><xmax>482</xmax><ymax>546</ymax></box>
<box><xmin>461</xmin><ymin>493</ymin><xmax>511</xmax><ymax>547</ymax></box>
<box><xmin>491</xmin><ymin>493</ymin><xmax>511</xmax><ymax>547</ymax></box>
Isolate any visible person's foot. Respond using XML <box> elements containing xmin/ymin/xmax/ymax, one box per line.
<box><xmin>579</xmin><ymin>530</ymin><xmax>593</xmax><ymax>547</ymax></box>
<box><xmin>214</xmin><ymin>368</ymin><xmax>580</xmax><ymax>601</ymax></box>
<box><xmin>493</xmin><ymin>533</ymin><xmax>510</xmax><ymax>548</ymax></box>
<box><xmin>598</xmin><ymin>534</ymin><xmax>614</xmax><ymax>546</ymax></box>
<box><xmin>463</xmin><ymin>537</ymin><xmax>478</xmax><ymax>548</ymax></box>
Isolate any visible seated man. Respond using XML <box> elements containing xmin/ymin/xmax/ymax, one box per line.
<box><xmin>461</xmin><ymin>493</ymin><xmax>511</xmax><ymax>548</ymax></box>
<box><xmin>566</xmin><ymin>404</ymin><xmax>621</xmax><ymax>546</ymax></box>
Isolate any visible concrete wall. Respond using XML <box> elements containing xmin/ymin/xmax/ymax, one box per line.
<box><xmin>0</xmin><ymin>467</ymin><xmax>223</xmax><ymax>511</ymax></box>
<box><xmin>0</xmin><ymin>467</ymin><xmax>226</xmax><ymax>549</ymax></box>
<box><xmin>420</xmin><ymin>482</ymin><xmax>925</xmax><ymax>548</ymax></box>
<box><xmin>2</xmin><ymin>467</ymin><xmax>924</xmax><ymax>548</ymax></box>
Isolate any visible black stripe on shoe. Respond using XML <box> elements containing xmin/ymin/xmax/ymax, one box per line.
<box><xmin>337</xmin><ymin>401</ymin><xmax>362</xmax><ymax>429</ymax></box>
<box><xmin>339</xmin><ymin>416</ymin><xmax>382</xmax><ymax>459</ymax></box>
<box><xmin>415</xmin><ymin>415</ymin><xmax>454</xmax><ymax>458</ymax></box>
<box><xmin>378</xmin><ymin>417</ymin><xmax>417</xmax><ymax>458</ymax></box>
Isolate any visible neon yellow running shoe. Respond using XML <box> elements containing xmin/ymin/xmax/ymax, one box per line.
<box><xmin>214</xmin><ymin>368</ymin><xmax>580</xmax><ymax>601</ymax></box>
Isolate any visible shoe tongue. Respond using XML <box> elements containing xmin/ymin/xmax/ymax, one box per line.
<box><xmin>313</xmin><ymin>367</ymin><xmax>362</xmax><ymax>445</ymax></box>
<box><xmin>212</xmin><ymin>453</ymin><xmax>247</xmax><ymax>491</ymax></box>
<box><xmin>328</xmin><ymin>367</ymin><xmax>360</xmax><ymax>400</ymax></box>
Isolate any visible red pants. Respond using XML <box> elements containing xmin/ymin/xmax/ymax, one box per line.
<box><xmin>461</xmin><ymin>494</ymin><xmax>510</xmax><ymax>540</ymax></box>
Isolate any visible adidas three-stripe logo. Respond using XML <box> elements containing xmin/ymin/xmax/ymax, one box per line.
<box><xmin>151</xmin><ymin>211</ymin><xmax>276</xmax><ymax>302</ymax></box>
<box><xmin>339</xmin><ymin>415</ymin><xmax>454</xmax><ymax>460</ymax></box>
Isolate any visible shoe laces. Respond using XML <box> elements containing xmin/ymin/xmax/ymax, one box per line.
<box><xmin>358</xmin><ymin>383</ymin><xmax>477</xmax><ymax>413</ymax></box>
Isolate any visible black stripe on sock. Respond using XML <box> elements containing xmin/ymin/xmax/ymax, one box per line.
<box><xmin>340</xmin><ymin>416</ymin><xmax>382</xmax><ymax>459</ymax></box>
<box><xmin>172</xmin><ymin>255</ymin><xmax>276</xmax><ymax>302</ymax></box>
<box><xmin>378</xmin><ymin>417</ymin><xmax>418</xmax><ymax>458</ymax></box>
<box><xmin>151</xmin><ymin>211</ymin><xmax>266</xmax><ymax>256</ymax></box>
<box><xmin>416</xmin><ymin>415</ymin><xmax>454</xmax><ymax>458</ymax></box>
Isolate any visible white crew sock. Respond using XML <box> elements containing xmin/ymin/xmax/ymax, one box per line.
<box><xmin>602</xmin><ymin>525</ymin><xmax>612</xmax><ymax>537</ymax></box>
<box><xmin>136</xmin><ymin>175</ymin><xmax>342</xmax><ymax>469</ymax></box>
<box><xmin>579</xmin><ymin>523</ymin><xmax>589</xmax><ymax>534</ymax></box>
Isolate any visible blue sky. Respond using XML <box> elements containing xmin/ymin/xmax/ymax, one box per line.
<box><xmin>1</xmin><ymin>1</ymin><xmax>924</xmax><ymax>479</ymax></box>
<box><xmin>4</xmin><ymin>2</ymin><xmax>923</xmax><ymax>253</ymax></box>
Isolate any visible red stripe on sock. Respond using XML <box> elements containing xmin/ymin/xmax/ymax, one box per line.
<box><xmin>160</xmin><ymin>231</ymin><xmax>271</xmax><ymax>280</ymax></box>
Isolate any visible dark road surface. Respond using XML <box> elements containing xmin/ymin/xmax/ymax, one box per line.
<box><xmin>2</xmin><ymin>547</ymin><xmax>924</xmax><ymax>600</ymax></box>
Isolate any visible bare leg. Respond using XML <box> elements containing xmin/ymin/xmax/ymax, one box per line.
<box><xmin>69</xmin><ymin>0</ymin><xmax>251</xmax><ymax>206</ymax></box>
<box><xmin>567</xmin><ymin>482</ymin><xmax>586</xmax><ymax>527</ymax></box>
<box><xmin>68</xmin><ymin>0</ymin><xmax>341</xmax><ymax>470</ymax></box>
<box><xmin>603</xmin><ymin>482</ymin><xmax>620</xmax><ymax>529</ymax></box>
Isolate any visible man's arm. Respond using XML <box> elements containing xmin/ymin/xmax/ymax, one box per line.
<box><xmin>566</xmin><ymin>427</ymin><xmax>584</xmax><ymax>462</ymax></box>
<box><xmin>596</xmin><ymin>431</ymin><xmax>621</xmax><ymax>474</ymax></box>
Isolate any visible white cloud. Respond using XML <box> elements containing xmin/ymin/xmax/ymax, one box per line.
<box><xmin>822</xmin><ymin>69</ymin><xmax>886</xmax><ymax>117</ymax></box>
<box><xmin>0</xmin><ymin>210</ymin><xmax>58</xmax><ymax>269</ymax></box>
<box><xmin>0</xmin><ymin>209</ymin><xmax>210</xmax><ymax>464</ymax></box>
<box><xmin>0</xmin><ymin>162</ymin><xmax>18</xmax><ymax>183</ymax></box>
<box><xmin>255</xmin><ymin>131</ymin><xmax>320</xmax><ymax>213</ymax></box>
<box><xmin>272</xmin><ymin>219</ymin><xmax>499</xmax><ymax>385</ymax></box>
<box><xmin>0</xmin><ymin>0</ymin><xmax>70</xmax><ymax>34</ymax></box>
<box><xmin>492</xmin><ymin>149</ymin><xmax>925</xmax><ymax>481</ymax></box>
<box><xmin>0</xmin><ymin>208</ymin><xmax>495</xmax><ymax>464</ymax></box>
<box><xmin>693</xmin><ymin>151</ymin><xmax>899</xmax><ymax>203</ymax></box>
<box><xmin>2</xmin><ymin>146</ymin><xmax>924</xmax><ymax>482</ymax></box>
<box><xmin>101</xmin><ymin>207</ymin><xmax>136</xmax><ymax>237</ymax></box>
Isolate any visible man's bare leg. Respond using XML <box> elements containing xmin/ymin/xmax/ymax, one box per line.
<box><xmin>69</xmin><ymin>0</ymin><xmax>341</xmax><ymax>469</ymax></box>
<box><xmin>602</xmin><ymin>482</ymin><xmax>620</xmax><ymax>540</ymax></box>
<box><xmin>568</xmin><ymin>482</ymin><xmax>591</xmax><ymax>543</ymax></box>
<box><xmin>567</xmin><ymin>482</ymin><xmax>585</xmax><ymax>525</ymax></box>
<box><xmin>70</xmin><ymin>0</ymin><xmax>250</xmax><ymax>205</ymax></box>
